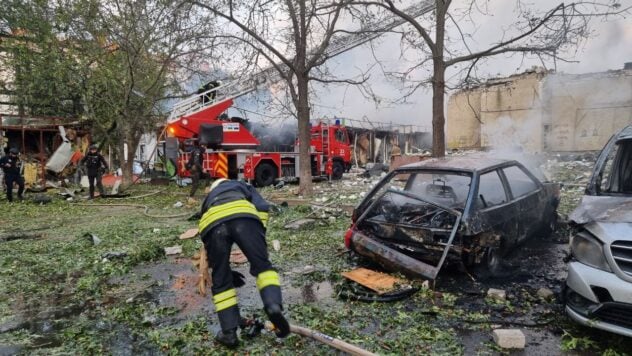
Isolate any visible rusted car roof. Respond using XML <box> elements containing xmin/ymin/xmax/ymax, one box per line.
<box><xmin>396</xmin><ymin>155</ymin><xmax>513</xmax><ymax>172</ymax></box>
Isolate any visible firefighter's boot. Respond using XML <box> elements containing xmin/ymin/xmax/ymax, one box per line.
<box><xmin>215</xmin><ymin>306</ymin><xmax>240</xmax><ymax>348</ymax></box>
<box><xmin>257</xmin><ymin>270</ymin><xmax>289</xmax><ymax>337</ymax></box>
<box><xmin>213</xmin><ymin>289</ymin><xmax>241</xmax><ymax>348</ymax></box>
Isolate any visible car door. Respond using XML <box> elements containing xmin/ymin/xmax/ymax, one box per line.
<box><xmin>474</xmin><ymin>169</ymin><xmax>518</xmax><ymax>247</ymax></box>
<box><xmin>500</xmin><ymin>164</ymin><xmax>543</xmax><ymax>242</ymax></box>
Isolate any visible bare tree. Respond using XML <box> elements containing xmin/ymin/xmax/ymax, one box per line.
<box><xmin>190</xmin><ymin>0</ymin><xmax>373</xmax><ymax>196</ymax></box>
<box><xmin>352</xmin><ymin>0</ymin><xmax>631</xmax><ymax>157</ymax></box>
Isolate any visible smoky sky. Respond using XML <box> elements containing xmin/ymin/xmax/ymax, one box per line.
<box><xmin>225</xmin><ymin>0</ymin><xmax>632</xmax><ymax>129</ymax></box>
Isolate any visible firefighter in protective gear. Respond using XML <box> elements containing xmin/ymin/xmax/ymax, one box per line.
<box><xmin>0</xmin><ymin>148</ymin><xmax>25</xmax><ymax>202</ymax></box>
<box><xmin>199</xmin><ymin>178</ymin><xmax>289</xmax><ymax>348</ymax></box>
<box><xmin>80</xmin><ymin>144</ymin><xmax>108</xmax><ymax>199</ymax></box>
<box><xmin>186</xmin><ymin>141</ymin><xmax>207</xmax><ymax>197</ymax></box>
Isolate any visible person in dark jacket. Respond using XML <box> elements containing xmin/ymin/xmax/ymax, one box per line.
<box><xmin>198</xmin><ymin>178</ymin><xmax>288</xmax><ymax>348</ymax></box>
<box><xmin>80</xmin><ymin>144</ymin><xmax>108</xmax><ymax>199</ymax></box>
<box><xmin>187</xmin><ymin>141</ymin><xmax>207</xmax><ymax>197</ymax></box>
<box><xmin>0</xmin><ymin>148</ymin><xmax>24</xmax><ymax>202</ymax></box>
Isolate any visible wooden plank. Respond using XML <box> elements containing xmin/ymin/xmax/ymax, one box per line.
<box><xmin>341</xmin><ymin>268</ymin><xmax>405</xmax><ymax>295</ymax></box>
<box><xmin>179</xmin><ymin>228</ymin><xmax>198</xmax><ymax>240</ymax></box>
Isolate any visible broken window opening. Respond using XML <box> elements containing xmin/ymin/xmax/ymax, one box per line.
<box><xmin>599</xmin><ymin>139</ymin><xmax>632</xmax><ymax>195</ymax></box>
<box><xmin>477</xmin><ymin>171</ymin><xmax>508</xmax><ymax>208</ymax></box>
<box><xmin>503</xmin><ymin>165</ymin><xmax>539</xmax><ymax>198</ymax></box>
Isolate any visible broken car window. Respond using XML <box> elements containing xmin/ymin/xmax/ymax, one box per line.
<box><xmin>477</xmin><ymin>171</ymin><xmax>507</xmax><ymax>209</ymax></box>
<box><xmin>405</xmin><ymin>172</ymin><xmax>471</xmax><ymax>209</ymax></box>
<box><xmin>599</xmin><ymin>139</ymin><xmax>632</xmax><ymax>194</ymax></box>
<box><xmin>362</xmin><ymin>190</ymin><xmax>458</xmax><ymax>230</ymax></box>
<box><xmin>503</xmin><ymin>165</ymin><xmax>539</xmax><ymax>198</ymax></box>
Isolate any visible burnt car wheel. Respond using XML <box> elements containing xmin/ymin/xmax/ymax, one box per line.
<box><xmin>540</xmin><ymin>212</ymin><xmax>559</xmax><ymax>238</ymax></box>
<box><xmin>473</xmin><ymin>247</ymin><xmax>504</xmax><ymax>278</ymax></box>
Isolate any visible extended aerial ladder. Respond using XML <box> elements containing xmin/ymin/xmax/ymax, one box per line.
<box><xmin>167</xmin><ymin>1</ymin><xmax>435</xmax><ymax>127</ymax></box>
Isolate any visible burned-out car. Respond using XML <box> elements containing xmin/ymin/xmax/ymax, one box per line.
<box><xmin>565</xmin><ymin>125</ymin><xmax>632</xmax><ymax>337</ymax></box>
<box><xmin>344</xmin><ymin>156</ymin><xmax>560</xmax><ymax>279</ymax></box>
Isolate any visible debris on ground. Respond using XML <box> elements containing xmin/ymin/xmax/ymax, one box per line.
<box><xmin>0</xmin><ymin>232</ymin><xmax>43</xmax><ymax>242</ymax></box>
<box><xmin>492</xmin><ymin>329</ymin><xmax>526</xmax><ymax>349</ymax></box>
<box><xmin>230</xmin><ymin>249</ymin><xmax>248</xmax><ymax>264</ymax></box>
<box><xmin>272</xmin><ymin>239</ymin><xmax>281</xmax><ymax>251</ymax></box>
<box><xmin>342</xmin><ymin>268</ymin><xmax>408</xmax><ymax>294</ymax></box>
<box><xmin>291</xmin><ymin>265</ymin><xmax>316</xmax><ymax>275</ymax></box>
<box><xmin>284</xmin><ymin>218</ymin><xmax>316</xmax><ymax>230</ymax></box>
<box><xmin>179</xmin><ymin>228</ymin><xmax>198</xmax><ymax>240</ymax></box>
<box><xmin>487</xmin><ymin>288</ymin><xmax>507</xmax><ymax>301</ymax></box>
<box><xmin>101</xmin><ymin>251</ymin><xmax>128</xmax><ymax>260</ymax></box>
<box><xmin>536</xmin><ymin>287</ymin><xmax>554</xmax><ymax>300</ymax></box>
<box><xmin>164</xmin><ymin>246</ymin><xmax>183</xmax><ymax>255</ymax></box>
<box><xmin>83</xmin><ymin>233</ymin><xmax>102</xmax><ymax>246</ymax></box>
<box><xmin>173</xmin><ymin>201</ymin><xmax>184</xmax><ymax>208</ymax></box>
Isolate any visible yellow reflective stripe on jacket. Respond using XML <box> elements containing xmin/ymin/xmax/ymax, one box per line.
<box><xmin>213</xmin><ymin>288</ymin><xmax>238</xmax><ymax>311</ymax></box>
<box><xmin>258</xmin><ymin>212</ymin><xmax>269</xmax><ymax>228</ymax></box>
<box><xmin>199</xmin><ymin>199</ymin><xmax>259</xmax><ymax>232</ymax></box>
<box><xmin>256</xmin><ymin>270</ymin><xmax>280</xmax><ymax>290</ymax></box>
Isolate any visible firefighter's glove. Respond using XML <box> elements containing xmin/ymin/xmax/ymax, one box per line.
<box><xmin>232</xmin><ymin>271</ymin><xmax>246</xmax><ymax>288</ymax></box>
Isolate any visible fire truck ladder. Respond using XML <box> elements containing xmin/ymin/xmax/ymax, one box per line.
<box><xmin>168</xmin><ymin>0</ymin><xmax>435</xmax><ymax>123</ymax></box>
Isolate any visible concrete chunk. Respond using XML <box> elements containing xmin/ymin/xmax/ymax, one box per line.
<box><xmin>164</xmin><ymin>245</ymin><xmax>182</xmax><ymax>255</ymax></box>
<box><xmin>492</xmin><ymin>329</ymin><xmax>525</xmax><ymax>349</ymax></box>
<box><xmin>487</xmin><ymin>288</ymin><xmax>506</xmax><ymax>301</ymax></box>
<box><xmin>537</xmin><ymin>287</ymin><xmax>555</xmax><ymax>300</ymax></box>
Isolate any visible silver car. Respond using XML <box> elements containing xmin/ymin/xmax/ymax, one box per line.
<box><xmin>565</xmin><ymin>125</ymin><xmax>632</xmax><ymax>337</ymax></box>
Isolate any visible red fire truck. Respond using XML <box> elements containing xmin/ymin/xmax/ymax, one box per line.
<box><xmin>164</xmin><ymin>1</ymin><xmax>435</xmax><ymax>185</ymax></box>
<box><xmin>165</xmin><ymin>95</ymin><xmax>352</xmax><ymax>186</ymax></box>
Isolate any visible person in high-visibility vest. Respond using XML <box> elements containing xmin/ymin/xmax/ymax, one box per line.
<box><xmin>199</xmin><ymin>178</ymin><xmax>289</xmax><ymax>348</ymax></box>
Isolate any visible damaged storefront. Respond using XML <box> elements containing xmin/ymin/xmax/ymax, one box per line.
<box><xmin>0</xmin><ymin>115</ymin><xmax>91</xmax><ymax>187</ymax></box>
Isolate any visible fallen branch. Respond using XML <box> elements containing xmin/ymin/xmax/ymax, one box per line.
<box><xmin>264</xmin><ymin>321</ymin><xmax>377</xmax><ymax>356</ymax></box>
<box><xmin>0</xmin><ymin>232</ymin><xmax>42</xmax><ymax>242</ymax></box>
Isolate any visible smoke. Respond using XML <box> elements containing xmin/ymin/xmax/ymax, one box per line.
<box><xmin>249</xmin><ymin>121</ymin><xmax>297</xmax><ymax>152</ymax></box>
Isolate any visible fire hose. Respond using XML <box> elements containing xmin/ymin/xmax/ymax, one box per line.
<box><xmin>75</xmin><ymin>203</ymin><xmax>194</xmax><ymax>219</ymax></box>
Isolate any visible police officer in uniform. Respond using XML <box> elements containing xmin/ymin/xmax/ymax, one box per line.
<box><xmin>80</xmin><ymin>144</ymin><xmax>109</xmax><ymax>199</ymax></box>
<box><xmin>0</xmin><ymin>148</ymin><xmax>25</xmax><ymax>202</ymax></box>
<box><xmin>198</xmin><ymin>178</ymin><xmax>289</xmax><ymax>348</ymax></box>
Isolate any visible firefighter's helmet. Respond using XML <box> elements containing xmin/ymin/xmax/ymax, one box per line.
<box><xmin>209</xmin><ymin>178</ymin><xmax>228</xmax><ymax>193</ymax></box>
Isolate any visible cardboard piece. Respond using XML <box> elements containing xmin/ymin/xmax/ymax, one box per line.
<box><xmin>341</xmin><ymin>268</ymin><xmax>405</xmax><ymax>295</ymax></box>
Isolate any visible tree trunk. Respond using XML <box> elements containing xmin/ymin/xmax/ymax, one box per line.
<box><xmin>117</xmin><ymin>127</ymin><xmax>141</xmax><ymax>189</ymax></box>
<box><xmin>296</xmin><ymin>75</ymin><xmax>313</xmax><ymax>196</ymax></box>
<box><xmin>432</xmin><ymin>61</ymin><xmax>446</xmax><ymax>158</ymax></box>
<box><xmin>432</xmin><ymin>0</ymin><xmax>447</xmax><ymax>158</ymax></box>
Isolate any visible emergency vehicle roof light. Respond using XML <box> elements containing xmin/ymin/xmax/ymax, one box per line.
<box><xmin>335</xmin><ymin>119</ymin><xmax>341</xmax><ymax>126</ymax></box>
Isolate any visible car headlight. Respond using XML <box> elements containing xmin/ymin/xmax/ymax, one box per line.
<box><xmin>570</xmin><ymin>231</ymin><xmax>612</xmax><ymax>272</ymax></box>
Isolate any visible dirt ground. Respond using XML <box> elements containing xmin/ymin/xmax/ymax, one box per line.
<box><xmin>1</xmin><ymin>154</ymin><xmax>631</xmax><ymax>355</ymax></box>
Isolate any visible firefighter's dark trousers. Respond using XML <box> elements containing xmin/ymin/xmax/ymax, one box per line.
<box><xmin>88</xmin><ymin>173</ymin><xmax>105</xmax><ymax>198</ymax></box>
<box><xmin>4</xmin><ymin>174</ymin><xmax>24</xmax><ymax>202</ymax></box>
<box><xmin>202</xmin><ymin>217</ymin><xmax>283</xmax><ymax>332</ymax></box>
<box><xmin>189</xmin><ymin>166</ymin><xmax>208</xmax><ymax>197</ymax></box>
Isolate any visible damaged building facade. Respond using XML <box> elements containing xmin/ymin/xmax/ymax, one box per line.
<box><xmin>447</xmin><ymin>64</ymin><xmax>632</xmax><ymax>153</ymax></box>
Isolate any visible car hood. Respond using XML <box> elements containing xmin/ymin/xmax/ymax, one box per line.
<box><xmin>569</xmin><ymin>195</ymin><xmax>632</xmax><ymax>224</ymax></box>
<box><xmin>583</xmin><ymin>222</ymin><xmax>632</xmax><ymax>244</ymax></box>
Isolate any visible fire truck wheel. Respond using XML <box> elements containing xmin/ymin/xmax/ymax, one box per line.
<box><xmin>332</xmin><ymin>160</ymin><xmax>344</xmax><ymax>180</ymax></box>
<box><xmin>255</xmin><ymin>162</ymin><xmax>277</xmax><ymax>187</ymax></box>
